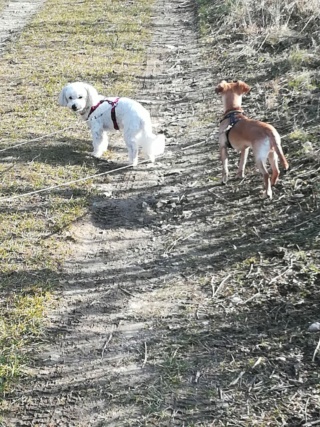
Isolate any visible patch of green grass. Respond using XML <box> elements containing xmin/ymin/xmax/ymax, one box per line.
<box><xmin>196</xmin><ymin>0</ymin><xmax>233</xmax><ymax>35</ymax></box>
<box><xmin>159</xmin><ymin>351</ymin><xmax>190</xmax><ymax>383</ymax></box>
<box><xmin>288</xmin><ymin>128</ymin><xmax>312</xmax><ymax>142</ymax></box>
<box><xmin>129</xmin><ymin>348</ymin><xmax>192</xmax><ymax>421</ymax></box>
<box><xmin>288</xmin><ymin>72</ymin><xmax>317</xmax><ymax>91</ymax></box>
<box><xmin>238</xmin><ymin>256</ymin><xmax>259</xmax><ymax>267</ymax></box>
<box><xmin>0</xmin><ymin>0</ymin><xmax>152</xmax><ymax>396</ymax></box>
<box><xmin>288</xmin><ymin>49</ymin><xmax>314</xmax><ymax>70</ymax></box>
<box><xmin>0</xmin><ymin>288</ymin><xmax>52</xmax><ymax>393</ymax></box>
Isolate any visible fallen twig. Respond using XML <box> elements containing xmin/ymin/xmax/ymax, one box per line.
<box><xmin>269</xmin><ymin>259</ymin><xmax>293</xmax><ymax>284</ymax></box>
<box><xmin>165</xmin><ymin>232</ymin><xmax>196</xmax><ymax>254</ymax></box>
<box><xmin>243</xmin><ymin>293</ymin><xmax>261</xmax><ymax>305</ymax></box>
<box><xmin>312</xmin><ymin>336</ymin><xmax>320</xmax><ymax>363</ymax></box>
<box><xmin>143</xmin><ymin>341</ymin><xmax>148</xmax><ymax>367</ymax></box>
<box><xmin>302</xmin><ymin>420</ymin><xmax>320</xmax><ymax>427</ymax></box>
<box><xmin>229</xmin><ymin>370</ymin><xmax>245</xmax><ymax>386</ymax></box>
<box><xmin>101</xmin><ymin>333</ymin><xmax>113</xmax><ymax>358</ymax></box>
<box><xmin>245</xmin><ymin>262</ymin><xmax>254</xmax><ymax>278</ymax></box>
<box><xmin>212</xmin><ymin>274</ymin><xmax>231</xmax><ymax>298</ymax></box>
<box><xmin>118</xmin><ymin>286</ymin><xmax>136</xmax><ymax>298</ymax></box>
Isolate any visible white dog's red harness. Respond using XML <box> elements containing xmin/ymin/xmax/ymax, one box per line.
<box><xmin>88</xmin><ymin>98</ymin><xmax>120</xmax><ymax>130</ymax></box>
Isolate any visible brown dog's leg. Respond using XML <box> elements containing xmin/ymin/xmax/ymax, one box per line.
<box><xmin>256</xmin><ymin>159</ymin><xmax>272</xmax><ymax>199</ymax></box>
<box><xmin>236</xmin><ymin>147</ymin><xmax>249</xmax><ymax>179</ymax></box>
<box><xmin>220</xmin><ymin>144</ymin><xmax>229</xmax><ymax>184</ymax></box>
<box><xmin>269</xmin><ymin>151</ymin><xmax>280</xmax><ymax>186</ymax></box>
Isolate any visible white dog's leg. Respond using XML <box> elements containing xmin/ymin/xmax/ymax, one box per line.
<box><xmin>148</xmin><ymin>153</ymin><xmax>155</xmax><ymax>163</ymax></box>
<box><xmin>128</xmin><ymin>143</ymin><xmax>139</xmax><ymax>166</ymax></box>
<box><xmin>124</xmin><ymin>132</ymin><xmax>139</xmax><ymax>166</ymax></box>
<box><xmin>91</xmin><ymin>129</ymin><xmax>109</xmax><ymax>158</ymax></box>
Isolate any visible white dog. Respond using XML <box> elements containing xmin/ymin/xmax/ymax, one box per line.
<box><xmin>58</xmin><ymin>82</ymin><xmax>165</xmax><ymax>165</ymax></box>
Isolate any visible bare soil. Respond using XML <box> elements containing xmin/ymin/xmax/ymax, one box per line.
<box><xmin>2</xmin><ymin>0</ymin><xmax>320</xmax><ymax>426</ymax></box>
<box><xmin>0</xmin><ymin>0</ymin><xmax>44</xmax><ymax>55</ymax></box>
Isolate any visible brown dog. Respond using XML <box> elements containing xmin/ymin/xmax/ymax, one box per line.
<box><xmin>215</xmin><ymin>80</ymin><xmax>289</xmax><ymax>199</ymax></box>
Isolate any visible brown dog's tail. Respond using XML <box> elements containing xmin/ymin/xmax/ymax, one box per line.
<box><xmin>271</xmin><ymin>130</ymin><xmax>289</xmax><ymax>170</ymax></box>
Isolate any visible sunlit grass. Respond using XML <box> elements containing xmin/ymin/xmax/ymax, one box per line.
<box><xmin>0</xmin><ymin>289</ymin><xmax>52</xmax><ymax>393</ymax></box>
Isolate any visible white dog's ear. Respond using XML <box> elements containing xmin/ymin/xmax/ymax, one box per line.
<box><xmin>58</xmin><ymin>87</ymin><xmax>68</xmax><ymax>106</ymax></box>
<box><xmin>83</xmin><ymin>83</ymin><xmax>99</xmax><ymax>106</ymax></box>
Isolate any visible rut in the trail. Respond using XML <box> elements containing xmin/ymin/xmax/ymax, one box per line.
<box><xmin>5</xmin><ymin>0</ymin><xmax>219</xmax><ymax>426</ymax></box>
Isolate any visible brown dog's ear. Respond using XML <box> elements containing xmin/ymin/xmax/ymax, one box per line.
<box><xmin>215</xmin><ymin>80</ymin><xmax>227</xmax><ymax>94</ymax></box>
<box><xmin>238</xmin><ymin>81</ymin><xmax>250</xmax><ymax>94</ymax></box>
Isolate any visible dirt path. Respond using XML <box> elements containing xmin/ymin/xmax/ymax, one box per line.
<box><xmin>4</xmin><ymin>0</ymin><xmax>219</xmax><ymax>425</ymax></box>
<box><xmin>0</xmin><ymin>0</ymin><xmax>44</xmax><ymax>55</ymax></box>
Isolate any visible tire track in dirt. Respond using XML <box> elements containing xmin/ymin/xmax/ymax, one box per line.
<box><xmin>4</xmin><ymin>0</ymin><xmax>222</xmax><ymax>425</ymax></box>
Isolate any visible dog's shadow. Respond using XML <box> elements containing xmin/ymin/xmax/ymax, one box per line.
<box><xmin>0</xmin><ymin>134</ymin><xmax>130</xmax><ymax>169</ymax></box>
<box><xmin>0</xmin><ymin>135</ymin><xmax>88</xmax><ymax>166</ymax></box>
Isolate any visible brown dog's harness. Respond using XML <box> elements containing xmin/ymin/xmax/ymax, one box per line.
<box><xmin>88</xmin><ymin>98</ymin><xmax>120</xmax><ymax>130</ymax></box>
<box><xmin>221</xmin><ymin>110</ymin><xmax>243</xmax><ymax>149</ymax></box>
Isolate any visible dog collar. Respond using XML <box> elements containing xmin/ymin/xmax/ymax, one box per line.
<box><xmin>220</xmin><ymin>109</ymin><xmax>243</xmax><ymax>123</ymax></box>
<box><xmin>88</xmin><ymin>98</ymin><xmax>120</xmax><ymax>130</ymax></box>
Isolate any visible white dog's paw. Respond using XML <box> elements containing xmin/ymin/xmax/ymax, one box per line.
<box><xmin>148</xmin><ymin>154</ymin><xmax>155</xmax><ymax>164</ymax></box>
<box><xmin>128</xmin><ymin>154</ymin><xmax>139</xmax><ymax>167</ymax></box>
<box><xmin>235</xmin><ymin>171</ymin><xmax>245</xmax><ymax>179</ymax></box>
<box><xmin>261</xmin><ymin>189</ymin><xmax>273</xmax><ymax>200</ymax></box>
<box><xmin>221</xmin><ymin>175</ymin><xmax>228</xmax><ymax>185</ymax></box>
<box><xmin>91</xmin><ymin>151</ymin><xmax>103</xmax><ymax>158</ymax></box>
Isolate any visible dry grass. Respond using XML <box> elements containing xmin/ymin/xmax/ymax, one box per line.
<box><xmin>198</xmin><ymin>0</ymin><xmax>320</xmax><ymax>34</ymax></box>
<box><xmin>197</xmin><ymin>0</ymin><xmax>320</xmax><ymax>153</ymax></box>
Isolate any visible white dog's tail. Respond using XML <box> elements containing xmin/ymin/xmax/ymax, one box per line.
<box><xmin>140</xmin><ymin>131</ymin><xmax>165</xmax><ymax>163</ymax></box>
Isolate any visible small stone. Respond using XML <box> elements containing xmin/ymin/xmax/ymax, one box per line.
<box><xmin>308</xmin><ymin>322</ymin><xmax>320</xmax><ymax>332</ymax></box>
